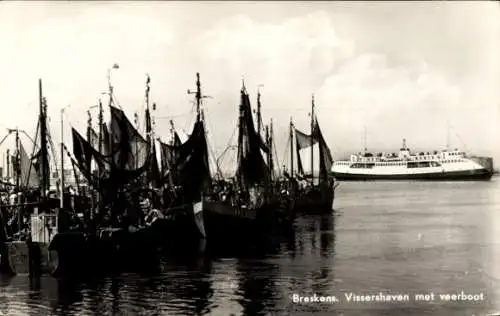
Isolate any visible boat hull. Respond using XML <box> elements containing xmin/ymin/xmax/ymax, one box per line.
<box><xmin>146</xmin><ymin>202</ymin><xmax>207</xmax><ymax>248</ymax></box>
<box><xmin>201</xmin><ymin>201</ymin><xmax>257</xmax><ymax>243</ymax></box>
<box><xmin>1</xmin><ymin>232</ymin><xmax>89</xmax><ymax>277</ymax></box>
<box><xmin>201</xmin><ymin>200</ymin><xmax>290</xmax><ymax>244</ymax></box>
<box><xmin>48</xmin><ymin>232</ymin><xmax>88</xmax><ymax>277</ymax></box>
<box><xmin>89</xmin><ymin>226</ymin><xmax>159</xmax><ymax>272</ymax></box>
<box><xmin>294</xmin><ymin>182</ymin><xmax>335</xmax><ymax>215</ymax></box>
<box><xmin>332</xmin><ymin>168</ymin><xmax>493</xmax><ymax>181</ymax></box>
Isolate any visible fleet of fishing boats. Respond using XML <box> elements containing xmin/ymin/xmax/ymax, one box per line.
<box><xmin>0</xmin><ymin>71</ymin><xmax>494</xmax><ymax>277</ymax></box>
<box><xmin>0</xmin><ymin>73</ymin><xmax>336</xmax><ymax>276</ymax></box>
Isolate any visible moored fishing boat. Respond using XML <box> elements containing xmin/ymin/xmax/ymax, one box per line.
<box><xmin>1</xmin><ymin>79</ymin><xmax>89</xmax><ymax>277</ymax></box>
<box><xmin>285</xmin><ymin>95</ymin><xmax>337</xmax><ymax>215</ymax></box>
<box><xmin>198</xmin><ymin>80</ymin><xmax>291</xmax><ymax>243</ymax></box>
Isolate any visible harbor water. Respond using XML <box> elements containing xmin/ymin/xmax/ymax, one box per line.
<box><xmin>1</xmin><ymin>178</ymin><xmax>500</xmax><ymax>315</ymax></box>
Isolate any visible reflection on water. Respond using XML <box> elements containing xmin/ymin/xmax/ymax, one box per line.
<box><xmin>1</xmin><ymin>179</ymin><xmax>500</xmax><ymax>315</ymax></box>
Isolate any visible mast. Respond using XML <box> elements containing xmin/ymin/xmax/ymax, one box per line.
<box><xmin>145</xmin><ymin>75</ymin><xmax>151</xmax><ymax>145</ymax></box>
<box><xmin>39</xmin><ymin>79</ymin><xmax>49</xmax><ymax>199</ymax></box>
<box><xmin>144</xmin><ymin>75</ymin><xmax>152</xmax><ymax>188</ymax></box>
<box><xmin>169</xmin><ymin>120</ymin><xmax>176</xmax><ymax>145</ymax></box>
<box><xmin>60</xmin><ymin>108</ymin><xmax>64</xmax><ymax>209</ymax></box>
<box><xmin>86</xmin><ymin>111</ymin><xmax>92</xmax><ymax>163</ymax></box>
<box><xmin>289</xmin><ymin>117</ymin><xmax>294</xmax><ymax>178</ymax></box>
<box><xmin>15</xmin><ymin>128</ymin><xmax>21</xmax><ymax>233</ymax></box>
<box><xmin>265</xmin><ymin>124</ymin><xmax>270</xmax><ymax>174</ymax></box>
<box><xmin>310</xmin><ymin>94</ymin><xmax>315</xmax><ymax>183</ymax></box>
<box><xmin>6</xmin><ymin>149</ymin><xmax>10</xmax><ymax>181</ymax></box>
<box><xmin>107</xmin><ymin>63</ymin><xmax>119</xmax><ymax>108</ymax></box>
<box><xmin>187</xmin><ymin>72</ymin><xmax>203</xmax><ymax>120</ymax></box>
<box><xmin>169</xmin><ymin>119</ymin><xmax>176</xmax><ymax>183</ymax></box>
<box><xmin>98</xmin><ymin>100</ymin><xmax>103</xmax><ymax>155</ymax></box>
<box><xmin>15</xmin><ymin>129</ymin><xmax>20</xmax><ymax>192</ymax></box>
<box><xmin>87</xmin><ymin>109</ymin><xmax>94</xmax><ymax>217</ymax></box>
<box><xmin>257</xmin><ymin>87</ymin><xmax>262</xmax><ymax>137</ymax></box>
<box><xmin>269</xmin><ymin>119</ymin><xmax>274</xmax><ymax>181</ymax></box>
<box><xmin>134</xmin><ymin>112</ymin><xmax>139</xmax><ymax>170</ymax></box>
<box><xmin>237</xmin><ymin>80</ymin><xmax>245</xmax><ymax>189</ymax></box>
<box><xmin>151</xmin><ymin>102</ymin><xmax>156</xmax><ymax>155</ymax></box>
<box><xmin>97</xmin><ymin>99</ymin><xmax>103</xmax><ymax>209</ymax></box>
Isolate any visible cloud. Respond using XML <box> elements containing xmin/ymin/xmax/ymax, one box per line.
<box><xmin>199</xmin><ymin>11</ymin><xmax>354</xmax><ymax>91</ymax></box>
<box><xmin>313</xmin><ymin>54</ymin><xmax>464</xmax><ymax>153</ymax></box>
<box><xmin>0</xmin><ymin>2</ymin><xmax>498</xmax><ymax>170</ymax></box>
<box><xmin>194</xmin><ymin>11</ymin><xmax>489</xmax><ymax>161</ymax></box>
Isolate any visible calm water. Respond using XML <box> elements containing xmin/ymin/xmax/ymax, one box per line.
<box><xmin>1</xmin><ymin>178</ymin><xmax>500</xmax><ymax>316</ymax></box>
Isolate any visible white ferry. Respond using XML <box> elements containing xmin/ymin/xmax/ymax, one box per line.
<box><xmin>331</xmin><ymin>139</ymin><xmax>493</xmax><ymax>181</ymax></box>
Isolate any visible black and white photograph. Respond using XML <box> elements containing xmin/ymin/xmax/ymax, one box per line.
<box><xmin>0</xmin><ymin>1</ymin><xmax>499</xmax><ymax>315</ymax></box>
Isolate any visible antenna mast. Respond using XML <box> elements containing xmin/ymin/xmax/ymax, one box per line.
<box><xmin>364</xmin><ymin>126</ymin><xmax>368</xmax><ymax>153</ymax></box>
<box><xmin>446</xmin><ymin>120</ymin><xmax>450</xmax><ymax>150</ymax></box>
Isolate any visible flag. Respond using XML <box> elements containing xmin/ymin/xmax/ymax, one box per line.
<box><xmin>72</xmin><ymin>128</ymin><xmax>92</xmax><ymax>173</ymax></box>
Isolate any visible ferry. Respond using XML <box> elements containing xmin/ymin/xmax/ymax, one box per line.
<box><xmin>331</xmin><ymin>139</ymin><xmax>493</xmax><ymax>181</ymax></box>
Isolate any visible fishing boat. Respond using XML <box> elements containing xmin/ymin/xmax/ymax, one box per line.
<box><xmin>158</xmin><ymin>75</ymin><xmax>291</xmax><ymax>246</ymax></box>
<box><xmin>154</xmin><ymin>73</ymin><xmax>212</xmax><ymax>246</ymax></box>
<box><xmin>200</xmin><ymin>80</ymin><xmax>291</xmax><ymax>243</ymax></box>
<box><xmin>331</xmin><ymin>138</ymin><xmax>493</xmax><ymax>181</ymax></box>
<box><xmin>69</xmin><ymin>74</ymin><xmax>164</xmax><ymax>271</ymax></box>
<box><xmin>1</xmin><ymin>79</ymin><xmax>88</xmax><ymax>277</ymax></box>
<box><xmin>286</xmin><ymin>95</ymin><xmax>337</xmax><ymax>215</ymax></box>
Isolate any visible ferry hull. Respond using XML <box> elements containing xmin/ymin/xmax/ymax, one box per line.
<box><xmin>332</xmin><ymin>168</ymin><xmax>493</xmax><ymax>181</ymax></box>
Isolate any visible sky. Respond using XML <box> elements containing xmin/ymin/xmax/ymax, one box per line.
<box><xmin>0</xmin><ymin>1</ymin><xmax>499</xmax><ymax>172</ymax></box>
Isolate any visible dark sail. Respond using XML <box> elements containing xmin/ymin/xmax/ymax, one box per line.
<box><xmin>72</xmin><ymin>128</ymin><xmax>93</xmax><ymax>174</ymax></box>
<box><xmin>145</xmin><ymin>108</ymin><xmax>162</xmax><ymax>188</ymax></box>
<box><xmin>173</xmin><ymin>132</ymin><xmax>181</xmax><ymax>147</ymax></box>
<box><xmin>295</xmin><ymin>129</ymin><xmax>318</xmax><ymax>150</ymax></box>
<box><xmin>158</xmin><ymin>120</ymin><xmax>211</xmax><ymax>202</ymax></box>
<box><xmin>71</xmin><ymin>107</ymin><xmax>152</xmax><ymax>193</ymax></box>
<box><xmin>236</xmin><ymin>88</ymin><xmax>270</xmax><ymax>189</ymax></box>
<box><xmin>313</xmin><ymin>119</ymin><xmax>333</xmax><ymax>180</ymax></box>
<box><xmin>101</xmin><ymin>122</ymin><xmax>112</xmax><ymax>157</ymax></box>
<box><xmin>294</xmin><ymin>118</ymin><xmax>333</xmax><ymax>180</ymax></box>
<box><xmin>109</xmin><ymin>106</ymin><xmax>150</xmax><ymax>171</ymax></box>
<box><xmin>178</xmin><ymin>120</ymin><xmax>211</xmax><ymax>202</ymax></box>
<box><xmin>89</xmin><ymin>128</ymin><xmax>99</xmax><ymax>150</ymax></box>
<box><xmin>159</xmin><ymin>131</ymin><xmax>182</xmax><ymax>185</ymax></box>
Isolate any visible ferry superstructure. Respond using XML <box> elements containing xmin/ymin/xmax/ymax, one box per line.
<box><xmin>331</xmin><ymin>139</ymin><xmax>493</xmax><ymax>181</ymax></box>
